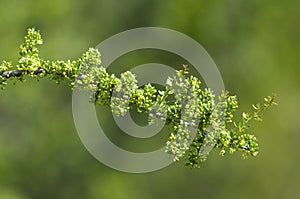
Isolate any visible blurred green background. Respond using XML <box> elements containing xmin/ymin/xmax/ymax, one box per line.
<box><xmin>0</xmin><ymin>0</ymin><xmax>299</xmax><ymax>198</ymax></box>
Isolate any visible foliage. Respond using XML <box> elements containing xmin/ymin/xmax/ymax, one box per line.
<box><xmin>0</xmin><ymin>28</ymin><xmax>277</xmax><ymax>168</ymax></box>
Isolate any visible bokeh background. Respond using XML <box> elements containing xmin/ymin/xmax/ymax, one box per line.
<box><xmin>0</xmin><ymin>0</ymin><xmax>299</xmax><ymax>198</ymax></box>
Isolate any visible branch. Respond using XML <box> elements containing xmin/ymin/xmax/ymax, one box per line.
<box><xmin>0</xmin><ymin>28</ymin><xmax>278</xmax><ymax>168</ymax></box>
